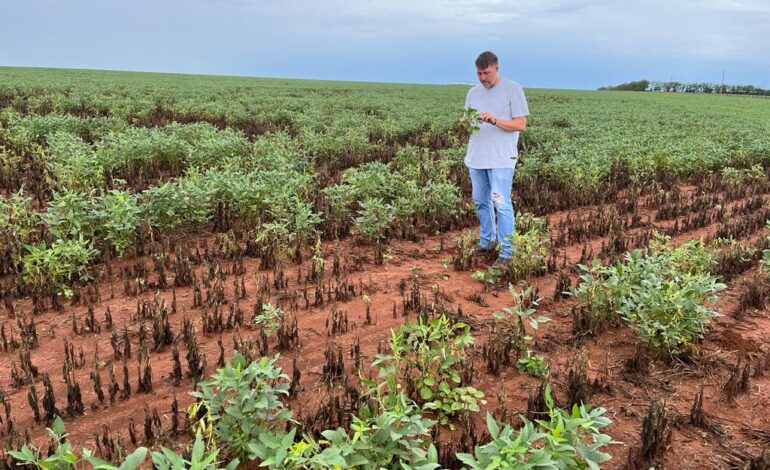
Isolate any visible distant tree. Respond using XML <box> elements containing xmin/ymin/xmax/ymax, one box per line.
<box><xmin>647</xmin><ymin>80</ymin><xmax>769</xmax><ymax>96</ymax></box>
<box><xmin>598</xmin><ymin>79</ymin><xmax>650</xmax><ymax>91</ymax></box>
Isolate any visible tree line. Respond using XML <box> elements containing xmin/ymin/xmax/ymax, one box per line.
<box><xmin>599</xmin><ymin>79</ymin><xmax>770</xmax><ymax>96</ymax></box>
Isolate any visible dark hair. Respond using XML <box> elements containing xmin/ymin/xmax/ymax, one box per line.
<box><xmin>475</xmin><ymin>51</ymin><xmax>498</xmax><ymax>69</ymax></box>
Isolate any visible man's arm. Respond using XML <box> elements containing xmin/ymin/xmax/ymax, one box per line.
<box><xmin>477</xmin><ymin>112</ymin><xmax>527</xmax><ymax>132</ymax></box>
<box><xmin>493</xmin><ymin>116</ymin><xmax>527</xmax><ymax>132</ymax></box>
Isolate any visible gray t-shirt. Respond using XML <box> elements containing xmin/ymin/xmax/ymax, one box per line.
<box><xmin>464</xmin><ymin>77</ymin><xmax>529</xmax><ymax>169</ymax></box>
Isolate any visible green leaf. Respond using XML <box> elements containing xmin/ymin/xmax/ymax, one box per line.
<box><xmin>191</xmin><ymin>432</ymin><xmax>205</xmax><ymax>463</ymax></box>
<box><xmin>51</xmin><ymin>415</ymin><xmax>66</xmax><ymax>436</ymax></box>
<box><xmin>427</xmin><ymin>444</ymin><xmax>438</xmax><ymax>463</ymax></box>
<box><xmin>117</xmin><ymin>447</ymin><xmax>148</xmax><ymax>470</ymax></box>
<box><xmin>8</xmin><ymin>446</ymin><xmax>37</xmax><ymax>463</ymax></box>
<box><xmin>348</xmin><ymin>454</ymin><xmax>371</xmax><ymax>466</ymax></box>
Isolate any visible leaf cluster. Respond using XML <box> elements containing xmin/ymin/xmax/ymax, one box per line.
<box><xmin>573</xmin><ymin>234</ymin><xmax>725</xmax><ymax>355</ymax></box>
<box><xmin>374</xmin><ymin>314</ymin><xmax>484</xmax><ymax>426</ymax></box>
<box><xmin>458</xmin><ymin>386</ymin><xmax>614</xmax><ymax>470</ymax></box>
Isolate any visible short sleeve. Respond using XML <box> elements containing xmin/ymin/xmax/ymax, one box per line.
<box><xmin>510</xmin><ymin>84</ymin><xmax>529</xmax><ymax>117</ymax></box>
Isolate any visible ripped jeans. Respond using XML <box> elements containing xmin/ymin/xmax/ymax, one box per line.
<box><xmin>469</xmin><ymin>167</ymin><xmax>515</xmax><ymax>258</ymax></box>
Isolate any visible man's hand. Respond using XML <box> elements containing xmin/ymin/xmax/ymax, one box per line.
<box><xmin>478</xmin><ymin>111</ymin><xmax>496</xmax><ymax>124</ymax></box>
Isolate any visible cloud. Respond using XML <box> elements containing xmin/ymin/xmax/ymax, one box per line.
<box><xmin>573</xmin><ymin>0</ymin><xmax>770</xmax><ymax>63</ymax></box>
<box><xmin>698</xmin><ymin>0</ymin><xmax>770</xmax><ymax>13</ymax></box>
<box><xmin>215</xmin><ymin>0</ymin><xmax>768</xmax><ymax>64</ymax></box>
<box><xmin>1</xmin><ymin>0</ymin><xmax>767</xmax><ymax>86</ymax></box>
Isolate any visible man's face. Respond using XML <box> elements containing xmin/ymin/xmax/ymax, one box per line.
<box><xmin>477</xmin><ymin>64</ymin><xmax>499</xmax><ymax>88</ymax></box>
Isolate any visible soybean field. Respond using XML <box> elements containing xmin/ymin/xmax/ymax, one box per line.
<box><xmin>1</xmin><ymin>66</ymin><xmax>770</xmax><ymax>469</ymax></box>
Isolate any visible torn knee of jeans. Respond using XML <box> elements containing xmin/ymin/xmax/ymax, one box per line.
<box><xmin>491</xmin><ymin>192</ymin><xmax>504</xmax><ymax>206</ymax></box>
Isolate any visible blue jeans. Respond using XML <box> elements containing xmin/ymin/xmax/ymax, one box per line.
<box><xmin>469</xmin><ymin>168</ymin><xmax>515</xmax><ymax>258</ymax></box>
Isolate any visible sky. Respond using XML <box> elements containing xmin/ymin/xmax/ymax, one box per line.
<box><xmin>1</xmin><ymin>0</ymin><xmax>769</xmax><ymax>89</ymax></box>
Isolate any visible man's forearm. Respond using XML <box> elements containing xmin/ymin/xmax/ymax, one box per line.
<box><xmin>494</xmin><ymin>117</ymin><xmax>527</xmax><ymax>132</ymax></box>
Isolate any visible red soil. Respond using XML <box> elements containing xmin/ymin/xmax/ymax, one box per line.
<box><xmin>1</xmin><ymin>185</ymin><xmax>769</xmax><ymax>469</ymax></box>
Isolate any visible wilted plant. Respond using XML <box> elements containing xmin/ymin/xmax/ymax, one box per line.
<box><xmin>453</xmin><ymin>230</ymin><xmax>478</xmax><ymax>271</ymax></box>
<box><xmin>253</xmin><ymin>221</ymin><xmax>291</xmax><ymax>268</ymax></box>
<box><xmin>762</xmin><ymin>221</ymin><xmax>770</xmax><ymax>273</ymax></box>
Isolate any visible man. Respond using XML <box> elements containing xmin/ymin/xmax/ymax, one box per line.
<box><xmin>464</xmin><ymin>51</ymin><xmax>529</xmax><ymax>269</ymax></box>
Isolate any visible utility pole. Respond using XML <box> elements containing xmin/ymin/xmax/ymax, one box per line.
<box><xmin>720</xmin><ymin>69</ymin><xmax>725</xmax><ymax>94</ymax></box>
